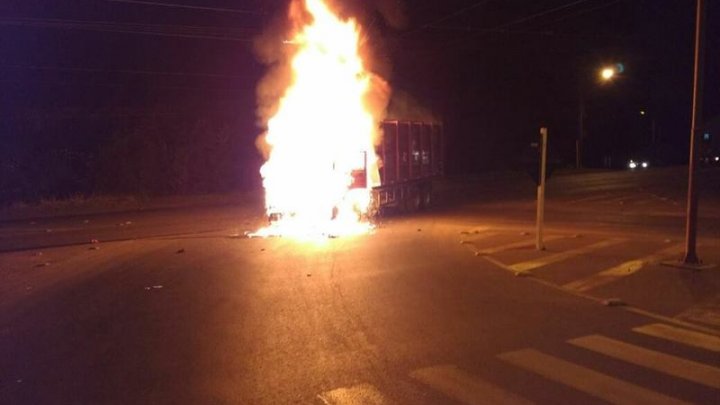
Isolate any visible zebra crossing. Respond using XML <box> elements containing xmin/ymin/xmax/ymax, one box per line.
<box><xmin>459</xmin><ymin>229</ymin><xmax>698</xmax><ymax>294</ymax></box>
<box><xmin>318</xmin><ymin>323</ymin><xmax>720</xmax><ymax>404</ymax></box>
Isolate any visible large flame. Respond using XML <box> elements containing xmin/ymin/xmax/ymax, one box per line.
<box><xmin>254</xmin><ymin>0</ymin><xmax>384</xmax><ymax>239</ymax></box>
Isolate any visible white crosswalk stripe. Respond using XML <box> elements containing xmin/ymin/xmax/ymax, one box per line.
<box><xmin>633</xmin><ymin>323</ymin><xmax>720</xmax><ymax>353</ymax></box>
<box><xmin>563</xmin><ymin>243</ymin><xmax>684</xmax><ymax>292</ymax></box>
<box><xmin>410</xmin><ymin>365</ymin><xmax>534</xmax><ymax>405</ymax></box>
<box><xmin>498</xmin><ymin>348</ymin><xmax>692</xmax><ymax>405</ymax></box>
<box><xmin>569</xmin><ymin>334</ymin><xmax>720</xmax><ymax>388</ymax></box>
<box><xmin>509</xmin><ymin>238</ymin><xmax>624</xmax><ymax>272</ymax></box>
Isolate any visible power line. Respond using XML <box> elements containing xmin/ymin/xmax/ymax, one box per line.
<box><xmin>104</xmin><ymin>0</ymin><xmax>266</xmax><ymax>15</ymax></box>
<box><xmin>447</xmin><ymin>0</ymin><xmax>593</xmax><ymax>47</ymax></box>
<box><xmin>533</xmin><ymin>0</ymin><xmax>624</xmax><ymax>30</ymax></box>
<box><xmin>1</xmin><ymin>64</ymin><xmax>254</xmax><ymax>80</ymax></box>
<box><xmin>404</xmin><ymin>0</ymin><xmax>494</xmax><ymax>36</ymax></box>
<box><xmin>0</xmin><ymin>17</ymin><xmax>256</xmax><ymax>41</ymax></box>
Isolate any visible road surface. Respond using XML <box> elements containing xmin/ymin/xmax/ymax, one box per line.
<box><xmin>1</xmin><ymin>167</ymin><xmax>719</xmax><ymax>404</ymax></box>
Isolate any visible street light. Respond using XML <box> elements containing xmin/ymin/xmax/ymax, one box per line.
<box><xmin>577</xmin><ymin>63</ymin><xmax>621</xmax><ymax>168</ymax></box>
<box><xmin>600</xmin><ymin>67</ymin><xmax>616</xmax><ymax>81</ymax></box>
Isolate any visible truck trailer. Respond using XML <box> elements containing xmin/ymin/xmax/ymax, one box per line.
<box><xmin>370</xmin><ymin>119</ymin><xmax>444</xmax><ymax>215</ymax></box>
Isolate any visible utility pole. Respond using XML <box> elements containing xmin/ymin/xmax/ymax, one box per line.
<box><xmin>683</xmin><ymin>0</ymin><xmax>706</xmax><ymax>264</ymax></box>
<box><xmin>537</xmin><ymin>127</ymin><xmax>548</xmax><ymax>251</ymax></box>
<box><xmin>577</xmin><ymin>96</ymin><xmax>585</xmax><ymax>169</ymax></box>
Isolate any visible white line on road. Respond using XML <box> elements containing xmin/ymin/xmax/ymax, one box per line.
<box><xmin>410</xmin><ymin>364</ymin><xmax>534</xmax><ymax>405</ymax></box>
<box><xmin>633</xmin><ymin>323</ymin><xmax>720</xmax><ymax>353</ymax></box>
<box><xmin>498</xmin><ymin>349</ymin><xmax>691</xmax><ymax>405</ymax></box>
<box><xmin>509</xmin><ymin>239</ymin><xmax>625</xmax><ymax>273</ymax></box>
<box><xmin>562</xmin><ymin>243</ymin><xmax>684</xmax><ymax>292</ymax></box>
<box><xmin>569</xmin><ymin>334</ymin><xmax>720</xmax><ymax>388</ymax></box>
<box><xmin>474</xmin><ymin>235</ymin><xmax>566</xmax><ymax>255</ymax></box>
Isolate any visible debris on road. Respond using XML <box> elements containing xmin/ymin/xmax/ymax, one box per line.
<box><xmin>520</xmin><ymin>231</ymin><xmax>529</xmax><ymax>236</ymax></box>
<box><xmin>35</xmin><ymin>262</ymin><xmax>51</xmax><ymax>268</ymax></box>
<box><xmin>89</xmin><ymin>246</ymin><xmax>100</xmax><ymax>251</ymax></box>
<box><xmin>602</xmin><ymin>298</ymin><xmax>626</xmax><ymax>307</ymax></box>
<box><xmin>176</xmin><ymin>248</ymin><xmax>185</xmax><ymax>254</ymax></box>
<box><xmin>144</xmin><ymin>285</ymin><xmax>164</xmax><ymax>290</ymax></box>
<box><xmin>417</xmin><ymin>228</ymin><xmax>422</xmax><ymax>232</ymax></box>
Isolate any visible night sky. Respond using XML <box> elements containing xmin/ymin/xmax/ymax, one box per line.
<box><xmin>1</xmin><ymin>0</ymin><xmax>718</xmax><ymax>201</ymax></box>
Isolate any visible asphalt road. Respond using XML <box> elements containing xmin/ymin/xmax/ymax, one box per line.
<box><xmin>1</xmin><ymin>167</ymin><xmax>719</xmax><ymax>404</ymax></box>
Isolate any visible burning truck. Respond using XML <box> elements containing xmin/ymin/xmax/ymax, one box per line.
<box><xmin>253</xmin><ymin>0</ymin><xmax>442</xmax><ymax>238</ymax></box>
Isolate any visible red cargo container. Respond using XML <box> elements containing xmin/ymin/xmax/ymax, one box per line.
<box><xmin>372</xmin><ymin>120</ymin><xmax>444</xmax><ymax>214</ymax></box>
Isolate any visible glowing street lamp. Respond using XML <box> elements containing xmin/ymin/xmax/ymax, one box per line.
<box><xmin>577</xmin><ymin>63</ymin><xmax>623</xmax><ymax>168</ymax></box>
<box><xmin>600</xmin><ymin>66</ymin><xmax>616</xmax><ymax>81</ymax></box>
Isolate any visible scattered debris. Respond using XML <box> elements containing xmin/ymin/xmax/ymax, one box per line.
<box><xmin>602</xmin><ymin>298</ymin><xmax>626</xmax><ymax>307</ymax></box>
<box><xmin>176</xmin><ymin>248</ymin><xmax>185</xmax><ymax>254</ymax></box>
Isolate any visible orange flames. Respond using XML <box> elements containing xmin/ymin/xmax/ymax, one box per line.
<box><xmin>253</xmin><ymin>0</ymin><xmax>387</xmax><ymax>239</ymax></box>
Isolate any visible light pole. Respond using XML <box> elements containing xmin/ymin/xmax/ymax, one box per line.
<box><xmin>577</xmin><ymin>65</ymin><xmax>619</xmax><ymax>168</ymax></box>
<box><xmin>683</xmin><ymin>0</ymin><xmax>706</xmax><ymax>265</ymax></box>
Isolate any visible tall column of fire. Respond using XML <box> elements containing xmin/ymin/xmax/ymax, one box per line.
<box><xmin>253</xmin><ymin>0</ymin><xmax>389</xmax><ymax>238</ymax></box>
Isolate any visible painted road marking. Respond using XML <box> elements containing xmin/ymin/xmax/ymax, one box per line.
<box><xmin>569</xmin><ymin>335</ymin><xmax>720</xmax><ymax>388</ymax></box>
<box><xmin>509</xmin><ymin>239</ymin><xmax>625</xmax><ymax>273</ymax></box>
<box><xmin>498</xmin><ymin>349</ymin><xmax>691</xmax><ymax>405</ymax></box>
<box><xmin>474</xmin><ymin>235</ymin><xmax>566</xmax><ymax>255</ymax></box>
<box><xmin>563</xmin><ymin>244</ymin><xmax>684</xmax><ymax>292</ymax></box>
<box><xmin>633</xmin><ymin>323</ymin><xmax>720</xmax><ymax>353</ymax></box>
<box><xmin>318</xmin><ymin>384</ymin><xmax>390</xmax><ymax>405</ymax></box>
<box><xmin>410</xmin><ymin>364</ymin><xmax>534</xmax><ymax>405</ymax></box>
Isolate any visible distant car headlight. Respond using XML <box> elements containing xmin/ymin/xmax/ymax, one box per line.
<box><xmin>641</xmin><ymin>162</ymin><xmax>648</xmax><ymax>168</ymax></box>
<box><xmin>715</xmin><ymin>156</ymin><xmax>719</xmax><ymax>162</ymax></box>
<box><xmin>628</xmin><ymin>161</ymin><xmax>638</xmax><ymax>169</ymax></box>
